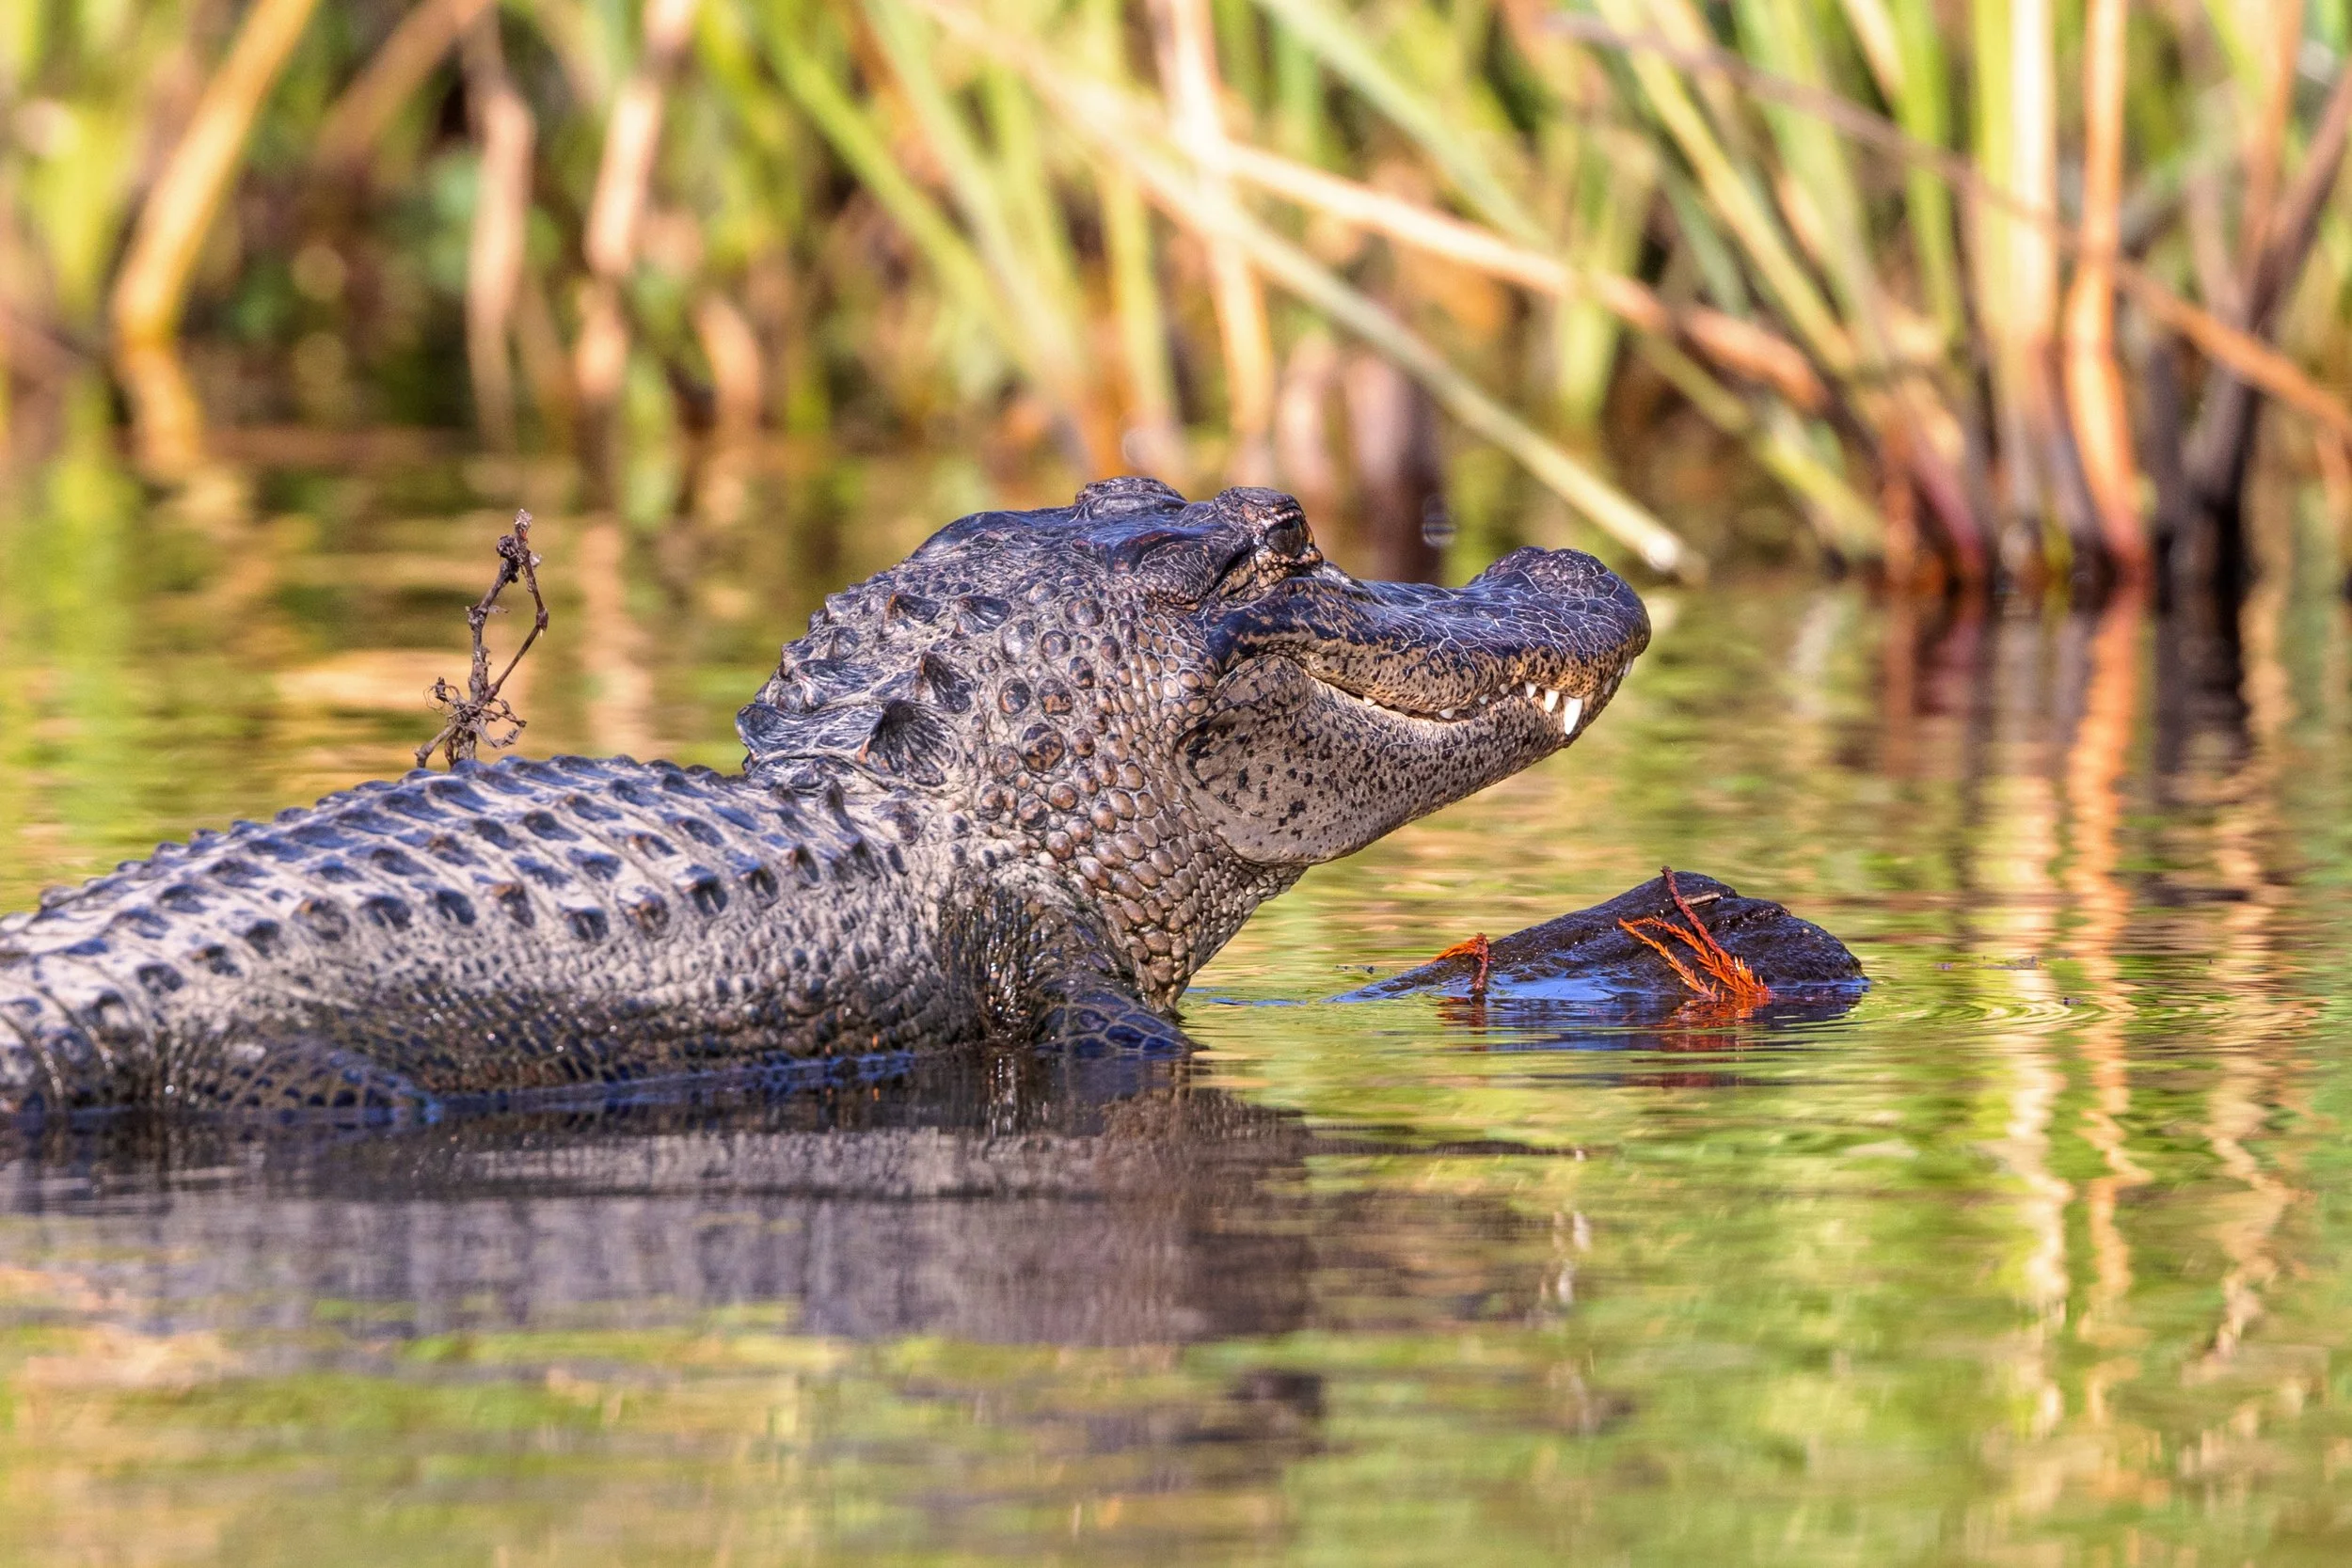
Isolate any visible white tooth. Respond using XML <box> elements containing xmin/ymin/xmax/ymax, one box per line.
<box><xmin>1560</xmin><ymin>695</ymin><xmax>1583</xmax><ymax>735</ymax></box>
<box><xmin>1439</xmin><ymin>707</ymin><xmax>1455</xmax><ymax>719</ymax></box>
<box><xmin>1541</xmin><ymin>689</ymin><xmax>1560</xmax><ymax>713</ymax></box>
<box><xmin>1523</xmin><ymin>683</ymin><xmax>1537</xmax><ymax>699</ymax></box>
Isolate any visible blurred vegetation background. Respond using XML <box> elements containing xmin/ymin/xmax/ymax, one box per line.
<box><xmin>0</xmin><ymin>0</ymin><xmax>2346</xmax><ymax>590</ymax></box>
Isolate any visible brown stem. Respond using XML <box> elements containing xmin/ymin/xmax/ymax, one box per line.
<box><xmin>2185</xmin><ymin>61</ymin><xmax>2352</xmax><ymax>509</ymax></box>
<box><xmin>692</xmin><ymin>292</ymin><xmax>765</xmax><ymax>444</ymax></box>
<box><xmin>1273</xmin><ymin>332</ymin><xmax>1342</xmax><ymax>516</ymax></box>
<box><xmin>2239</xmin><ymin>0</ymin><xmax>2308</xmax><ymax>265</ymax></box>
<box><xmin>2061</xmin><ymin>0</ymin><xmax>2147</xmax><ymax>578</ymax></box>
<box><xmin>460</xmin><ymin>13</ymin><xmax>534</xmax><ymax>450</ymax></box>
<box><xmin>1341</xmin><ymin>349</ymin><xmax>1446</xmax><ymax>582</ymax></box>
<box><xmin>573</xmin><ymin>0</ymin><xmax>702</xmax><ymax>422</ymax></box>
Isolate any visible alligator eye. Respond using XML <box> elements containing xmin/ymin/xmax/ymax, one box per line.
<box><xmin>1263</xmin><ymin>513</ymin><xmax>1310</xmax><ymax>558</ymax></box>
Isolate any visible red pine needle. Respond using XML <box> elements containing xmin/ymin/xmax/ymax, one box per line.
<box><xmin>1616</xmin><ymin>866</ymin><xmax>1774</xmax><ymax>1009</ymax></box>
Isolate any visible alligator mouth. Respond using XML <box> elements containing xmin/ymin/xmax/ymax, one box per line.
<box><xmin>1184</xmin><ymin>546</ymin><xmax>1650</xmax><ymax>865</ymax></box>
<box><xmin>1205</xmin><ymin>546</ymin><xmax>1649</xmax><ymax>736</ymax></box>
<box><xmin>1311</xmin><ymin>670</ymin><xmax>1596</xmax><ymax>736</ymax></box>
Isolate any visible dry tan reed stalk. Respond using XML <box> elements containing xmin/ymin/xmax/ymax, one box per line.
<box><xmin>514</xmin><ymin>271</ymin><xmax>577</xmax><ymax>443</ymax></box>
<box><xmin>575</xmin><ymin>0</ymin><xmax>702</xmax><ymax>421</ymax></box>
<box><xmin>461</xmin><ymin>13</ymin><xmax>534</xmax><ymax>451</ymax></box>
<box><xmin>1274</xmin><ymin>332</ymin><xmax>1342</xmax><ymax>514</ymax></box>
<box><xmin>113</xmin><ymin>0</ymin><xmax>325</xmax><ymax>475</ymax></box>
<box><xmin>1150</xmin><ymin>0</ymin><xmax>1278</xmax><ymax>483</ymax></box>
<box><xmin>1994</xmin><ymin>0</ymin><xmax>2061</xmax><ymax>531</ymax></box>
<box><xmin>2061</xmin><ymin>0</ymin><xmax>2145</xmax><ymax>573</ymax></box>
<box><xmin>2184</xmin><ymin>174</ymin><xmax>2246</xmax><ymax>323</ymax></box>
<box><xmin>693</xmin><ymin>292</ymin><xmax>765</xmax><ymax>442</ymax></box>
<box><xmin>313</xmin><ymin>0</ymin><xmax>498</xmax><ymax>172</ymax></box>
<box><xmin>2238</xmin><ymin>0</ymin><xmax>2309</xmax><ymax>265</ymax></box>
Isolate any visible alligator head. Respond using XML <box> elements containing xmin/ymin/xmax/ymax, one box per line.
<box><xmin>736</xmin><ymin>478</ymin><xmax>1651</xmax><ymax>1002</ymax></box>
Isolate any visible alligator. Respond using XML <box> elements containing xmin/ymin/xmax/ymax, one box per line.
<box><xmin>0</xmin><ymin>479</ymin><xmax>1654</xmax><ymax>1119</ymax></box>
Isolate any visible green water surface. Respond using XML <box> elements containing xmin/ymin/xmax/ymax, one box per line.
<box><xmin>4</xmin><ymin>439</ymin><xmax>2352</xmax><ymax>1566</ymax></box>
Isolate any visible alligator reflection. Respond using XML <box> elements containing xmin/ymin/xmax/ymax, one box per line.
<box><xmin>0</xmin><ymin>1049</ymin><xmax>1548</xmax><ymax>1348</ymax></box>
<box><xmin>1422</xmin><ymin>990</ymin><xmax>1864</xmax><ymax>1088</ymax></box>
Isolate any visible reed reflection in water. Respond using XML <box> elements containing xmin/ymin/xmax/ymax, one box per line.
<box><xmin>1</xmin><ymin>450</ymin><xmax>2351</xmax><ymax>1563</ymax></box>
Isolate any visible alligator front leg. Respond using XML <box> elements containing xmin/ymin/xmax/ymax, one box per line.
<box><xmin>939</xmin><ymin>874</ymin><xmax>1192</xmax><ymax>1057</ymax></box>
<box><xmin>1035</xmin><ymin>972</ymin><xmax>1193</xmax><ymax>1056</ymax></box>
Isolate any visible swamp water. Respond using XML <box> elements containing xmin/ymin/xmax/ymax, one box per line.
<box><xmin>3</xmin><ymin>450</ymin><xmax>2352</xmax><ymax>1565</ymax></box>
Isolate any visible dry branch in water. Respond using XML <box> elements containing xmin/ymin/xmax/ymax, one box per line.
<box><xmin>417</xmin><ymin>511</ymin><xmax>548</xmax><ymax>769</ymax></box>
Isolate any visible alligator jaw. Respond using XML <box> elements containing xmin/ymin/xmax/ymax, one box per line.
<box><xmin>1182</xmin><ymin>543</ymin><xmax>1649</xmax><ymax>864</ymax></box>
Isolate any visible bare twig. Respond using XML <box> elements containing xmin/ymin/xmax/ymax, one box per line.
<box><xmin>1431</xmin><ymin>932</ymin><xmax>1493</xmax><ymax>999</ymax></box>
<box><xmin>1617</xmin><ymin>867</ymin><xmax>1773</xmax><ymax>1009</ymax></box>
<box><xmin>417</xmin><ymin>511</ymin><xmax>548</xmax><ymax>768</ymax></box>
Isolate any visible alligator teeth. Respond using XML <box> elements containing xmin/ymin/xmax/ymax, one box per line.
<box><xmin>1438</xmin><ymin>707</ymin><xmax>1455</xmax><ymax>720</ymax></box>
<box><xmin>1523</xmin><ymin>683</ymin><xmax>1537</xmax><ymax>700</ymax></box>
<box><xmin>1560</xmin><ymin>695</ymin><xmax>1583</xmax><ymax>735</ymax></box>
<box><xmin>1541</xmin><ymin>689</ymin><xmax>1560</xmax><ymax>713</ymax></box>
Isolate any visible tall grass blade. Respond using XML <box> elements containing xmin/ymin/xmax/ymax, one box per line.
<box><xmin>931</xmin><ymin>0</ymin><xmax>1699</xmax><ymax>575</ymax></box>
<box><xmin>862</xmin><ymin>0</ymin><xmax>1106</xmax><ymax>465</ymax></box>
<box><xmin>749</xmin><ymin>3</ymin><xmax>1027</xmax><ymax>381</ymax></box>
<box><xmin>1883</xmin><ymin>0</ymin><xmax>1963</xmax><ymax>341</ymax></box>
<box><xmin>1248</xmin><ymin>0</ymin><xmax>1546</xmax><ymax>242</ymax></box>
<box><xmin>1085</xmin><ymin>0</ymin><xmax>1187</xmax><ymax>474</ymax></box>
<box><xmin>1584</xmin><ymin>0</ymin><xmax>1851</xmax><ymax>372</ymax></box>
<box><xmin>1151</xmin><ymin>0</ymin><xmax>1279</xmax><ymax>481</ymax></box>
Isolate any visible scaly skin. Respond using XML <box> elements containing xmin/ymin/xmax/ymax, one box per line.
<box><xmin>0</xmin><ymin>480</ymin><xmax>1650</xmax><ymax>1118</ymax></box>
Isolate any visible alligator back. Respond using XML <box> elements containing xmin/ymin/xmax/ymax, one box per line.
<box><xmin>0</xmin><ymin>754</ymin><xmax>954</xmax><ymax>1117</ymax></box>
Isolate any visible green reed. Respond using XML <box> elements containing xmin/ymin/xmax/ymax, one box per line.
<box><xmin>0</xmin><ymin>0</ymin><xmax>2344</xmax><ymax>584</ymax></box>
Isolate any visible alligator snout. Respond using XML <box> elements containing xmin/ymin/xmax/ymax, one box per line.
<box><xmin>1206</xmin><ymin>545</ymin><xmax>1650</xmax><ymax>721</ymax></box>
